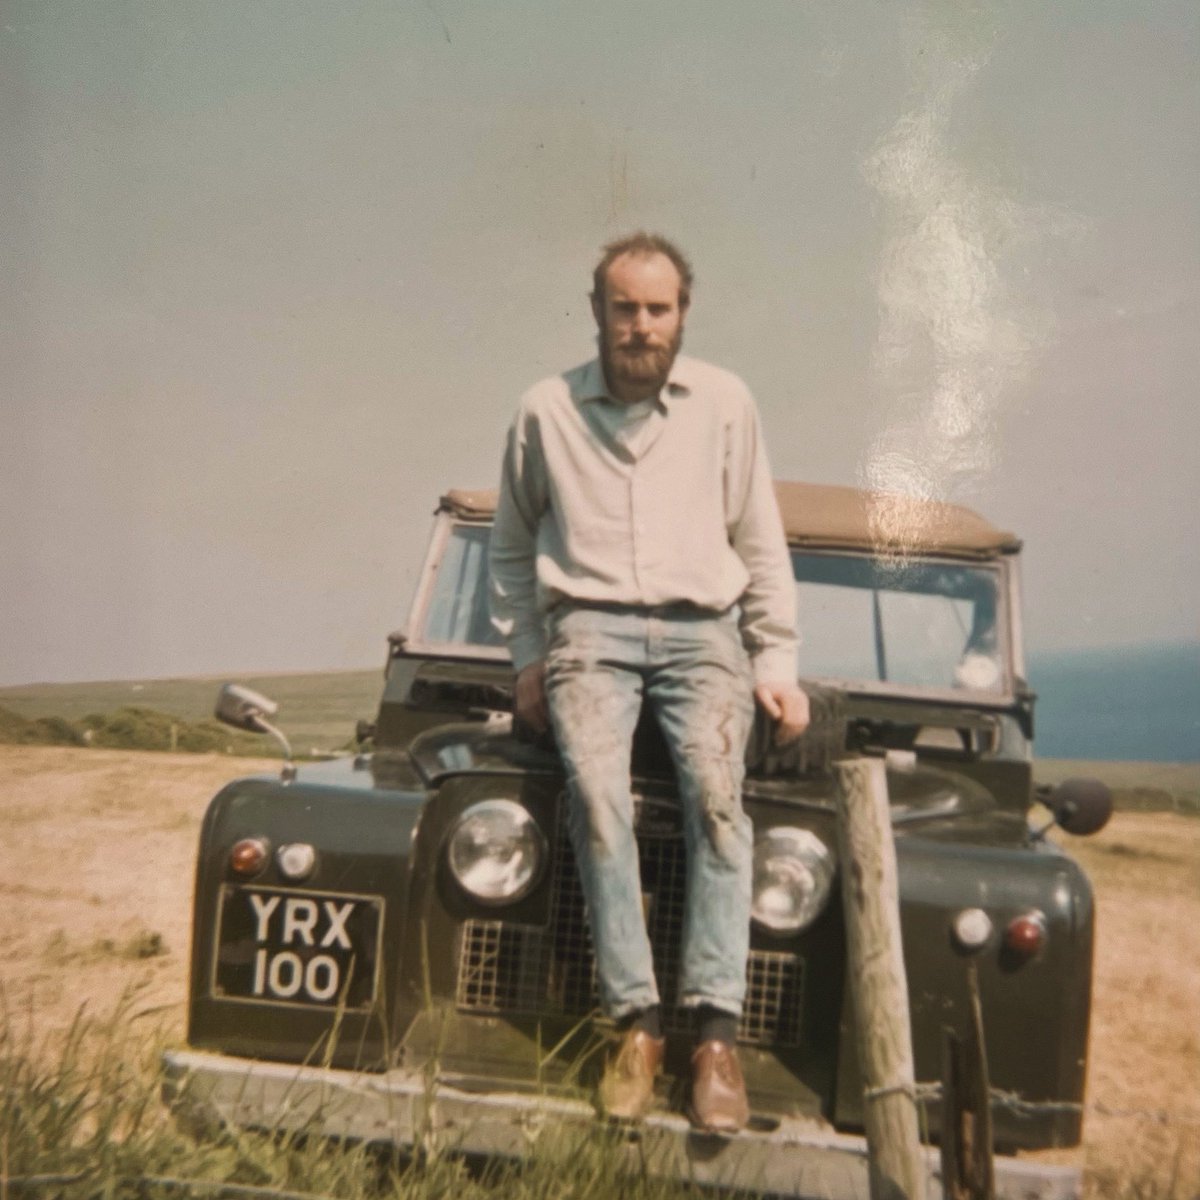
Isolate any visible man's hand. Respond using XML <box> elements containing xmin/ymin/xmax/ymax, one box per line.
<box><xmin>514</xmin><ymin>661</ymin><xmax>550</xmax><ymax>734</ymax></box>
<box><xmin>754</xmin><ymin>681</ymin><xmax>810</xmax><ymax>746</ymax></box>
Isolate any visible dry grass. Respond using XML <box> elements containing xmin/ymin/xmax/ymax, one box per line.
<box><xmin>1053</xmin><ymin>813</ymin><xmax>1200</xmax><ymax>1198</ymax></box>
<box><xmin>1037</xmin><ymin>760</ymin><xmax>1200</xmax><ymax>816</ymax></box>
<box><xmin>0</xmin><ymin>745</ymin><xmax>1197</xmax><ymax>1197</ymax></box>
<box><xmin>0</xmin><ymin>746</ymin><xmax>277</xmax><ymax>1047</ymax></box>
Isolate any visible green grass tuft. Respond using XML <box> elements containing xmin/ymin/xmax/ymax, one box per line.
<box><xmin>0</xmin><ymin>705</ymin><xmax>88</xmax><ymax>747</ymax></box>
<box><xmin>2</xmin><ymin>994</ymin><xmax>1190</xmax><ymax>1198</ymax></box>
<box><xmin>0</xmin><ymin>996</ymin><xmax>736</xmax><ymax>1200</ymax></box>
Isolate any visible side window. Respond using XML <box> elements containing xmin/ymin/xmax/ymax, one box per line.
<box><xmin>422</xmin><ymin>525</ymin><xmax>504</xmax><ymax>647</ymax></box>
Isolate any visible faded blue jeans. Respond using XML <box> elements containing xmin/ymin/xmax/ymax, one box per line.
<box><xmin>544</xmin><ymin>602</ymin><xmax>755</xmax><ymax>1020</ymax></box>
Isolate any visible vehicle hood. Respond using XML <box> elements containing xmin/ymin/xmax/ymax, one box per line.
<box><xmin>404</xmin><ymin>719</ymin><xmax>560</xmax><ymax>783</ymax></box>
<box><xmin>403</xmin><ymin>720</ymin><xmax>1026</xmax><ymax>843</ymax></box>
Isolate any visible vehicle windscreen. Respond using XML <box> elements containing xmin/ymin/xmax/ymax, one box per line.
<box><xmin>794</xmin><ymin>552</ymin><xmax>1006</xmax><ymax>694</ymax></box>
<box><xmin>419</xmin><ymin>523</ymin><xmax>1007</xmax><ymax>695</ymax></box>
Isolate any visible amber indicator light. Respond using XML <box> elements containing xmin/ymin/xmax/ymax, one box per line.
<box><xmin>230</xmin><ymin>837</ymin><xmax>269</xmax><ymax>877</ymax></box>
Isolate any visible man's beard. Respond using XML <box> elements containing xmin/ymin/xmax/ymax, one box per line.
<box><xmin>601</xmin><ymin>322</ymin><xmax>683</xmax><ymax>399</ymax></box>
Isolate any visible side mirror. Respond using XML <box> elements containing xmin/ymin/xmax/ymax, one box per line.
<box><xmin>214</xmin><ymin>683</ymin><xmax>295</xmax><ymax>782</ymax></box>
<box><xmin>215</xmin><ymin>683</ymin><xmax>279</xmax><ymax>734</ymax></box>
<box><xmin>1044</xmin><ymin>777</ymin><xmax>1113</xmax><ymax>837</ymax></box>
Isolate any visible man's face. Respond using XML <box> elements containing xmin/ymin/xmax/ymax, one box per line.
<box><xmin>594</xmin><ymin>251</ymin><xmax>687</xmax><ymax>401</ymax></box>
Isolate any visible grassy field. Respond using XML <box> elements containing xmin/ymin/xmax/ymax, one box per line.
<box><xmin>1035</xmin><ymin>759</ymin><xmax>1199</xmax><ymax>814</ymax></box>
<box><xmin>0</xmin><ymin>670</ymin><xmax>1194</xmax><ymax>1197</ymax></box>
<box><xmin>0</xmin><ymin>744</ymin><xmax>1197</xmax><ymax>1199</ymax></box>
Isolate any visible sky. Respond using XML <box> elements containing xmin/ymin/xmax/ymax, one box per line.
<box><xmin>2</xmin><ymin>0</ymin><xmax>1198</xmax><ymax>685</ymax></box>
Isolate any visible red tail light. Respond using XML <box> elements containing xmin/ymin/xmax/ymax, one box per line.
<box><xmin>1004</xmin><ymin>910</ymin><xmax>1046</xmax><ymax>958</ymax></box>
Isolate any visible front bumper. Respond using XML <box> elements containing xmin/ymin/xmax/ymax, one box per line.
<box><xmin>162</xmin><ymin>1049</ymin><xmax>1081</xmax><ymax>1200</ymax></box>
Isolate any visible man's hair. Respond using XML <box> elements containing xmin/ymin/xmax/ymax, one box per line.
<box><xmin>591</xmin><ymin>232</ymin><xmax>694</xmax><ymax>309</ymax></box>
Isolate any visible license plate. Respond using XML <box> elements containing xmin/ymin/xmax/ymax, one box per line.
<box><xmin>212</xmin><ymin>885</ymin><xmax>384</xmax><ymax>1010</ymax></box>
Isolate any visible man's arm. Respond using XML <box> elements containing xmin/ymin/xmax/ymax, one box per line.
<box><xmin>513</xmin><ymin>660</ymin><xmax>550</xmax><ymax>733</ymax></box>
<box><xmin>725</xmin><ymin>389</ymin><xmax>809</xmax><ymax>744</ymax></box>
<box><xmin>488</xmin><ymin>406</ymin><xmax>551</xmax><ymax>732</ymax></box>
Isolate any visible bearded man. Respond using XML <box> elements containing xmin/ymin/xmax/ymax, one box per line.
<box><xmin>488</xmin><ymin>232</ymin><xmax>809</xmax><ymax>1132</ymax></box>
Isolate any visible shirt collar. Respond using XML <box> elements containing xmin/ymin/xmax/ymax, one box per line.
<box><xmin>576</xmin><ymin>355</ymin><xmax>695</xmax><ymax>409</ymax></box>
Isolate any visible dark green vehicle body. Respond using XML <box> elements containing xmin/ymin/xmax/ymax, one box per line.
<box><xmin>181</xmin><ymin>483</ymin><xmax>1100</xmax><ymax>1159</ymax></box>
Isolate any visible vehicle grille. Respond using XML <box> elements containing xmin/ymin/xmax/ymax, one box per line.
<box><xmin>455</xmin><ymin>798</ymin><xmax>805</xmax><ymax>1047</ymax></box>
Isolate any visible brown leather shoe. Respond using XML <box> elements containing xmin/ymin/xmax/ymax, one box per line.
<box><xmin>687</xmin><ymin>1039</ymin><xmax>750</xmax><ymax>1133</ymax></box>
<box><xmin>598</xmin><ymin>1028</ymin><xmax>665</xmax><ymax>1120</ymax></box>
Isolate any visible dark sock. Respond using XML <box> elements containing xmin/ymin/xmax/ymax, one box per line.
<box><xmin>620</xmin><ymin>1004</ymin><xmax>662</xmax><ymax>1039</ymax></box>
<box><xmin>695</xmin><ymin>1004</ymin><xmax>737</xmax><ymax>1047</ymax></box>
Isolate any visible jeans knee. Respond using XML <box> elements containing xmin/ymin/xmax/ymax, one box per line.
<box><xmin>687</xmin><ymin>759</ymin><xmax>750</xmax><ymax>864</ymax></box>
<box><xmin>565</xmin><ymin>773</ymin><xmax>632</xmax><ymax>863</ymax></box>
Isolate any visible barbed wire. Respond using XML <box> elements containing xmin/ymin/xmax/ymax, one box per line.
<box><xmin>867</xmin><ymin>1081</ymin><xmax>1200</xmax><ymax>1128</ymax></box>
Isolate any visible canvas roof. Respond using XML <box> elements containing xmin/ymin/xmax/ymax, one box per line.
<box><xmin>440</xmin><ymin>480</ymin><xmax>1020</xmax><ymax>559</ymax></box>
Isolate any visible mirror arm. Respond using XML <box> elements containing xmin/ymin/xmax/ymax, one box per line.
<box><xmin>255</xmin><ymin>718</ymin><xmax>296</xmax><ymax>782</ymax></box>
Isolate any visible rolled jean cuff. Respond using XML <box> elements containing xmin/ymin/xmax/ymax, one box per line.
<box><xmin>677</xmin><ymin>994</ymin><xmax>743</xmax><ymax>1019</ymax></box>
<box><xmin>607</xmin><ymin>996</ymin><xmax>663</xmax><ymax>1022</ymax></box>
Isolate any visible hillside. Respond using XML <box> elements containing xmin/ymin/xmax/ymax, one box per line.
<box><xmin>0</xmin><ymin>669</ymin><xmax>381</xmax><ymax>755</ymax></box>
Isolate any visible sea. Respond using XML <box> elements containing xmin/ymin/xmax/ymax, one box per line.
<box><xmin>1027</xmin><ymin>640</ymin><xmax>1200</xmax><ymax>763</ymax></box>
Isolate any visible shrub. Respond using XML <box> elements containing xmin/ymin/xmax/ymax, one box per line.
<box><xmin>0</xmin><ymin>704</ymin><xmax>268</xmax><ymax>756</ymax></box>
<box><xmin>0</xmin><ymin>706</ymin><xmax>85</xmax><ymax>746</ymax></box>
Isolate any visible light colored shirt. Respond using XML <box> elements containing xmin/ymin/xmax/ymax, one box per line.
<box><xmin>488</xmin><ymin>354</ymin><xmax>798</xmax><ymax>684</ymax></box>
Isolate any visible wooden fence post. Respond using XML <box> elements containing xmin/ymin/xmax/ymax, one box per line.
<box><xmin>940</xmin><ymin>962</ymin><xmax>995</xmax><ymax>1200</ymax></box>
<box><xmin>835</xmin><ymin>756</ymin><xmax>927</xmax><ymax>1200</ymax></box>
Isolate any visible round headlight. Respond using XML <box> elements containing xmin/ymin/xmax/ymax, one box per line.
<box><xmin>751</xmin><ymin>827</ymin><xmax>835</xmax><ymax>935</ymax></box>
<box><xmin>446</xmin><ymin>800</ymin><xmax>547</xmax><ymax>905</ymax></box>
